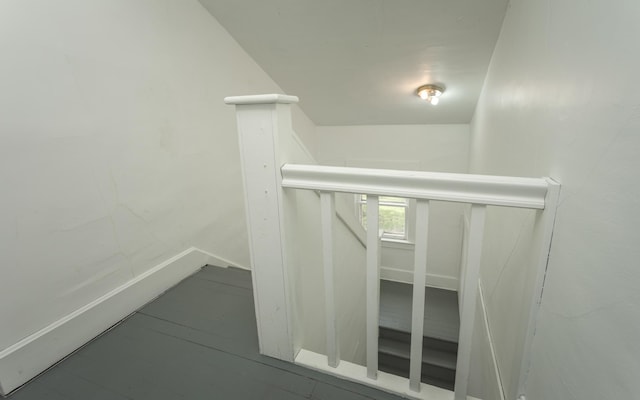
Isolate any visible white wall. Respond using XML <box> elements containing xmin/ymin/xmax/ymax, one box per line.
<box><xmin>472</xmin><ymin>206</ymin><xmax>541</xmax><ymax>399</ymax></box>
<box><xmin>317</xmin><ymin>124</ymin><xmax>470</xmax><ymax>289</ymax></box>
<box><xmin>317</xmin><ymin>124</ymin><xmax>469</xmax><ymax>173</ymax></box>
<box><xmin>0</xmin><ymin>0</ymin><xmax>316</xmax><ymax>362</ymax></box>
<box><xmin>468</xmin><ymin>283</ymin><xmax>504</xmax><ymax>400</ymax></box>
<box><xmin>289</xmin><ymin>130</ymin><xmax>368</xmax><ymax>365</ymax></box>
<box><xmin>470</xmin><ymin>0</ymin><xmax>640</xmax><ymax>399</ymax></box>
<box><xmin>293</xmin><ymin>189</ymin><xmax>368</xmax><ymax>364</ymax></box>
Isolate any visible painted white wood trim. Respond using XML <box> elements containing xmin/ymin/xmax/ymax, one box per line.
<box><xmin>381</xmin><ymin>238</ymin><xmax>415</xmax><ymax>249</ymax></box>
<box><xmin>455</xmin><ymin>205</ymin><xmax>487</xmax><ymax>400</ymax></box>
<box><xmin>320</xmin><ymin>192</ymin><xmax>340</xmax><ymax>367</ymax></box>
<box><xmin>295</xmin><ymin>349</ymin><xmax>481</xmax><ymax>400</ymax></box>
<box><xmin>281</xmin><ymin>164</ymin><xmax>549</xmax><ymax>209</ymax></box>
<box><xmin>296</xmin><ymin>185</ymin><xmax>366</xmax><ymax>250</ymax></box>
<box><xmin>380</xmin><ymin>267</ymin><xmax>458</xmax><ymax>292</ymax></box>
<box><xmin>291</xmin><ymin>130</ymin><xmax>317</xmax><ymax>166</ymax></box>
<box><xmin>336</xmin><ymin>208</ymin><xmax>367</xmax><ymax>248</ymax></box>
<box><xmin>410</xmin><ymin>200</ymin><xmax>430</xmax><ymax>392</ymax></box>
<box><xmin>366</xmin><ymin>195</ymin><xmax>380</xmax><ymax>379</ymax></box>
<box><xmin>477</xmin><ymin>280</ymin><xmax>507</xmax><ymax>400</ymax></box>
<box><xmin>289</xmin><ymin>129</ymin><xmax>367</xmax><ymax>248</ymax></box>
<box><xmin>196</xmin><ymin>248</ymin><xmax>247</xmax><ymax>270</ymax></box>
<box><xmin>458</xmin><ymin>211</ymin><xmax>470</xmax><ymax>316</ymax></box>
<box><xmin>233</xmin><ymin>102</ymin><xmax>296</xmax><ymax>362</ymax></box>
<box><xmin>516</xmin><ymin>178</ymin><xmax>561</xmax><ymax>397</ymax></box>
<box><xmin>0</xmin><ymin>247</ymin><xmax>213</xmax><ymax>396</ymax></box>
<box><xmin>224</xmin><ymin>93</ymin><xmax>299</xmax><ymax>105</ymax></box>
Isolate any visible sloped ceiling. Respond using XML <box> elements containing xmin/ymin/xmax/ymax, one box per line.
<box><xmin>199</xmin><ymin>0</ymin><xmax>508</xmax><ymax>125</ymax></box>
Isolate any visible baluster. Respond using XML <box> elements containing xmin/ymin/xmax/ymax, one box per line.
<box><xmin>366</xmin><ymin>195</ymin><xmax>380</xmax><ymax>379</ymax></box>
<box><xmin>454</xmin><ymin>204</ymin><xmax>487</xmax><ymax>400</ymax></box>
<box><xmin>409</xmin><ymin>199</ymin><xmax>430</xmax><ymax>391</ymax></box>
<box><xmin>320</xmin><ymin>191</ymin><xmax>339</xmax><ymax>367</ymax></box>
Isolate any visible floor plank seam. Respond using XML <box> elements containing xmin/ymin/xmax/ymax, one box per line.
<box><xmin>67</xmin><ymin>371</ymin><xmax>136</xmax><ymax>400</ymax></box>
<box><xmin>136</xmin><ymin>323</ymin><xmax>384</xmax><ymax>399</ymax></box>
<box><xmin>6</xmin><ymin>267</ymin><xmax>405</xmax><ymax>400</ymax></box>
<box><xmin>190</xmin><ymin>276</ymin><xmax>253</xmax><ymax>291</ymax></box>
<box><xmin>134</xmin><ymin>311</ymin><xmax>235</xmax><ymax>337</ymax></box>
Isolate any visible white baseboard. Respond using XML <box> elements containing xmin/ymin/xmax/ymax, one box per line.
<box><xmin>197</xmin><ymin>248</ymin><xmax>248</xmax><ymax>270</ymax></box>
<box><xmin>380</xmin><ymin>266</ymin><xmax>458</xmax><ymax>291</ymax></box>
<box><xmin>0</xmin><ymin>247</ymin><xmax>222</xmax><ymax>396</ymax></box>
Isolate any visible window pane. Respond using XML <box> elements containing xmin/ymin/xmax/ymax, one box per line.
<box><xmin>357</xmin><ymin>194</ymin><xmax>407</xmax><ymax>239</ymax></box>
<box><xmin>361</xmin><ymin>203</ymin><xmax>367</xmax><ymax>226</ymax></box>
<box><xmin>360</xmin><ymin>203</ymin><xmax>406</xmax><ymax>237</ymax></box>
<box><xmin>379</xmin><ymin>205</ymin><xmax>405</xmax><ymax>234</ymax></box>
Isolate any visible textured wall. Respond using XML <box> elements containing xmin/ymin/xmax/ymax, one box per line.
<box><xmin>0</xmin><ymin>0</ymin><xmax>316</xmax><ymax>353</ymax></box>
<box><xmin>470</xmin><ymin>0</ymin><xmax>640</xmax><ymax>398</ymax></box>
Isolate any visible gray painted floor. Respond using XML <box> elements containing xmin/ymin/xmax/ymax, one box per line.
<box><xmin>6</xmin><ymin>266</ymin><xmax>404</xmax><ymax>400</ymax></box>
<box><xmin>379</xmin><ymin>280</ymin><xmax>460</xmax><ymax>343</ymax></box>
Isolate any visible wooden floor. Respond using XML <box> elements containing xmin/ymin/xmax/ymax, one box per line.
<box><xmin>6</xmin><ymin>266</ymin><xmax>404</xmax><ymax>400</ymax></box>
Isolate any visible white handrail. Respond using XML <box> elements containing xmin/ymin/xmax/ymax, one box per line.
<box><xmin>230</xmin><ymin>93</ymin><xmax>561</xmax><ymax>400</ymax></box>
<box><xmin>282</xmin><ymin>161</ymin><xmax>556</xmax><ymax>398</ymax></box>
<box><xmin>281</xmin><ymin>164</ymin><xmax>550</xmax><ymax>209</ymax></box>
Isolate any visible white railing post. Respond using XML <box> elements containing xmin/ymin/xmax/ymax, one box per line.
<box><xmin>409</xmin><ymin>199</ymin><xmax>430</xmax><ymax>392</ymax></box>
<box><xmin>320</xmin><ymin>191</ymin><xmax>340</xmax><ymax>367</ymax></box>
<box><xmin>366</xmin><ymin>195</ymin><xmax>380</xmax><ymax>379</ymax></box>
<box><xmin>517</xmin><ymin>178</ymin><xmax>561</xmax><ymax>396</ymax></box>
<box><xmin>455</xmin><ymin>204</ymin><xmax>487</xmax><ymax>400</ymax></box>
<box><xmin>225</xmin><ymin>94</ymin><xmax>300</xmax><ymax>362</ymax></box>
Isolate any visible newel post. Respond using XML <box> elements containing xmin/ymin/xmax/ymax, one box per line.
<box><xmin>225</xmin><ymin>94</ymin><xmax>300</xmax><ymax>362</ymax></box>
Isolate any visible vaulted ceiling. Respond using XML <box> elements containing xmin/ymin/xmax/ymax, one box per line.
<box><xmin>199</xmin><ymin>0</ymin><xmax>509</xmax><ymax>125</ymax></box>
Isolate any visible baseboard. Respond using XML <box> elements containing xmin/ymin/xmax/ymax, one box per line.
<box><xmin>0</xmin><ymin>247</ymin><xmax>223</xmax><ymax>396</ymax></box>
<box><xmin>197</xmin><ymin>248</ymin><xmax>248</xmax><ymax>270</ymax></box>
<box><xmin>380</xmin><ymin>266</ymin><xmax>458</xmax><ymax>291</ymax></box>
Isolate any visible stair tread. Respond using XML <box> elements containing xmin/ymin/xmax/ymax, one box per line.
<box><xmin>379</xmin><ymin>280</ymin><xmax>460</xmax><ymax>343</ymax></box>
<box><xmin>378</xmin><ymin>337</ymin><xmax>457</xmax><ymax>370</ymax></box>
<box><xmin>378</xmin><ymin>364</ymin><xmax>455</xmax><ymax>391</ymax></box>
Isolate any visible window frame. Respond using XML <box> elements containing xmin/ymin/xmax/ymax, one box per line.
<box><xmin>355</xmin><ymin>194</ymin><xmax>414</xmax><ymax>242</ymax></box>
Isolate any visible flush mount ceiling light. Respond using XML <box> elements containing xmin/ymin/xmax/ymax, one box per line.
<box><xmin>417</xmin><ymin>84</ymin><xmax>444</xmax><ymax>105</ymax></box>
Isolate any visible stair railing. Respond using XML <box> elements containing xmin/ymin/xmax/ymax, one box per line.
<box><xmin>226</xmin><ymin>94</ymin><xmax>560</xmax><ymax>400</ymax></box>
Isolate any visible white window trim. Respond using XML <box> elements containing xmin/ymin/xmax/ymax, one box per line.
<box><xmin>355</xmin><ymin>195</ymin><xmax>415</xmax><ymax>242</ymax></box>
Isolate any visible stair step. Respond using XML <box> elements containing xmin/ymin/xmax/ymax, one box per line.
<box><xmin>378</xmin><ymin>361</ymin><xmax>455</xmax><ymax>391</ymax></box>
<box><xmin>377</xmin><ymin>280</ymin><xmax>459</xmax><ymax>391</ymax></box>
<box><xmin>379</xmin><ymin>327</ymin><xmax>458</xmax><ymax>354</ymax></box>
<box><xmin>379</xmin><ymin>280</ymin><xmax>460</xmax><ymax>343</ymax></box>
<box><xmin>378</xmin><ymin>337</ymin><xmax>457</xmax><ymax>371</ymax></box>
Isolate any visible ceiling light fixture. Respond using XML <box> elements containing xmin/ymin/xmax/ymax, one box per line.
<box><xmin>417</xmin><ymin>84</ymin><xmax>444</xmax><ymax>105</ymax></box>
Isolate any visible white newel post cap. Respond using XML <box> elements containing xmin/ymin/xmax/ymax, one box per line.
<box><xmin>224</xmin><ymin>94</ymin><xmax>299</xmax><ymax>105</ymax></box>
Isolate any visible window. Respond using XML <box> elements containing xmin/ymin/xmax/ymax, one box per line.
<box><xmin>357</xmin><ymin>195</ymin><xmax>409</xmax><ymax>240</ymax></box>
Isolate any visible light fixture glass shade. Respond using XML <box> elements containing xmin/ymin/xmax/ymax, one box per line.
<box><xmin>416</xmin><ymin>84</ymin><xmax>444</xmax><ymax>105</ymax></box>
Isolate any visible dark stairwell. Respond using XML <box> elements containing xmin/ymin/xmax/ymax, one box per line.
<box><xmin>378</xmin><ymin>280</ymin><xmax>460</xmax><ymax>391</ymax></box>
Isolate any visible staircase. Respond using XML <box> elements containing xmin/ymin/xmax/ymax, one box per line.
<box><xmin>378</xmin><ymin>280</ymin><xmax>460</xmax><ymax>391</ymax></box>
